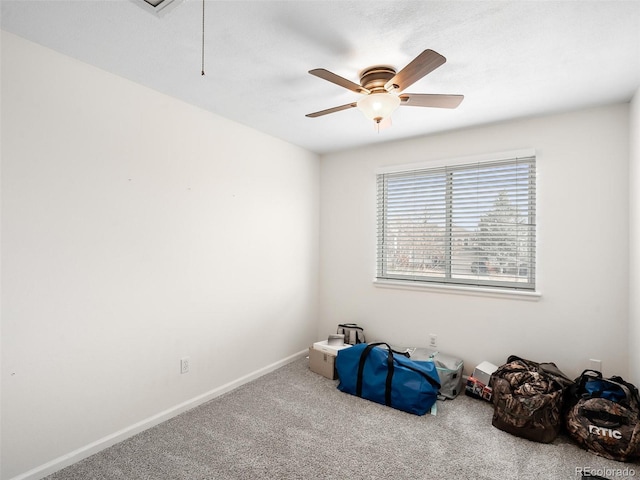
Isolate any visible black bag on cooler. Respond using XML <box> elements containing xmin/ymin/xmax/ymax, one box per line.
<box><xmin>337</xmin><ymin>323</ymin><xmax>365</xmax><ymax>345</ymax></box>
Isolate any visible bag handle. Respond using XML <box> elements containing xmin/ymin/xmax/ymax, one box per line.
<box><xmin>579</xmin><ymin>371</ymin><xmax>636</xmax><ymax>408</ymax></box>
<box><xmin>356</xmin><ymin>342</ymin><xmax>394</xmax><ymax>407</ymax></box>
<box><xmin>577</xmin><ymin>369</ymin><xmax>603</xmax><ymax>392</ymax></box>
<box><xmin>609</xmin><ymin>375</ymin><xmax>640</xmax><ymax>406</ymax></box>
<box><xmin>578</xmin><ymin>406</ymin><xmax>628</xmax><ymax>428</ymax></box>
<box><xmin>539</xmin><ymin>362</ymin><xmax>574</xmax><ymax>389</ymax></box>
<box><xmin>337</xmin><ymin>324</ymin><xmax>365</xmax><ymax>345</ymax></box>
<box><xmin>338</xmin><ymin>323</ymin><xmax>363</xmax><ymax>330</ymax></box>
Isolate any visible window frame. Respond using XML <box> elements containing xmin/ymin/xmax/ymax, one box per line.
<box><xmin>375</xmin><ymin>150</ymin><xmax>538</xmax><ymax>295</ymax></box>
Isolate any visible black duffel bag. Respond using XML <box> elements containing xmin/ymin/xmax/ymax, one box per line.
<box><xmin>565</xmin><ymin>370</ymin><xmax>640</xmax><ymax>462</ymax></box>
<box><xmin>490</xmin><ymin>355</ymin><xmax>573</xmax><ymax>443</ymax></box>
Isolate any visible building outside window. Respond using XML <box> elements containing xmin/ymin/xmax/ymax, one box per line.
<box><xmin>376</xmin><ymin>152</ymin><xmax>536</xmax><ymax>291</ymax></box>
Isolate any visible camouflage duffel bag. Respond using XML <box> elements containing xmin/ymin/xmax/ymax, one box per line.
<box><xmin>565</xmin><ymin>370</ymin><xmax>640</xmax><ymax>462</ymax></box>
<box><xmin>490</xmin><ymin>355</ymin><xmax>573</xmax><ymax>443</ymax></box>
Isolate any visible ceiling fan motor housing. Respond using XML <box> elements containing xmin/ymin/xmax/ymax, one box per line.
<box><xmin>359</xmin><ymin>67</ymin><xmax>397</xmax><ymax>92</ymax></box>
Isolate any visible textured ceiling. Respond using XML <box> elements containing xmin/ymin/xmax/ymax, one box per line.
<box><xmin>2</xmin><ymin>0</ymin><xmax>640</xmax><ymax>154</ymax></box>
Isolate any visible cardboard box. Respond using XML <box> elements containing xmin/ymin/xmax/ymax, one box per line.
<box><xmin>309</xmin><ymin>346</ymin><xmax>339</xmax><ymax>379</ymax></box>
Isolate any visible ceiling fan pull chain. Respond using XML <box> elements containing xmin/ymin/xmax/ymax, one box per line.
<box><xmin>201</xmin><ymin>0</ymin><xmax>205</xmax><ymax>76</ymax></box>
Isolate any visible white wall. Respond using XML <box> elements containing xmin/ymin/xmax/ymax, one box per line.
<box><xmin>630</xmin><ymin>87</ymin><xmax>640</xmax><ymax>388</ymax></box>
<box><xmin>320</xmin><ymin>104</ymin><xmax>630</xmax><ymax>379</ymax></box>
<box><xmin>1</xmin><ymin>26</ymin><xmax>636</xmax><ymax>480</ymax></box>
<box><xmin>1</xmin><ymin>32</ymin><xmax>319</xmax><ymax>480</ymax></box>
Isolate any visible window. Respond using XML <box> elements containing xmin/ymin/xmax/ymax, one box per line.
<box><xmin>376</xmin><ymin>153</ymin><xmax>536</xmax><ymax>291</ymax></box>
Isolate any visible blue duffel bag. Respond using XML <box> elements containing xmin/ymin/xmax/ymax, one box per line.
<box><xmin>335</xmin><ymin>342</ymin><xmax>441</xmax><ymax>416</ymax></box>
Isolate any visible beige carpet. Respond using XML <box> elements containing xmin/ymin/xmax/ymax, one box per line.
<box><xmin>46</xmin><ymin>356</ymin><xmax>639</xmax><ymax>479</ymax></box>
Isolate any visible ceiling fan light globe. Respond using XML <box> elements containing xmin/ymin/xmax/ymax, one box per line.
<box><xmin>357</xmin><ymin>93</ymin><xmax>400</xmax><ymax>122</ymax></box>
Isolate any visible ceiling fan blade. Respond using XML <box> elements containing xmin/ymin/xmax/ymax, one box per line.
<box><xmin>306</xmin><ymin>102</ymin><xmax>358</xmax><ymax>118</ymax></box>
<box><xmin>309</xmin><ymin>68</ymin><xmax>370</xmax><ymax>94</ymax></box>
<box><xmin>385</xmin><ymin>50</ymin><xmax>446</xmax><ymax>92</ymax></box>
<box><xmin>399</xmin><ymin>93</ymin><xmax>464</xmax><ymax>108</ymax></box>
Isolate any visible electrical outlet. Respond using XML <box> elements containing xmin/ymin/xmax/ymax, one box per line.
<box><xmin>429</xmin><ymin>334</ymin><xmax>437</xmax><ymax>348</ymax></box>
<box><xmin>180</xmin><ymin>357</ymin><xmax>190</xmax><ymax>374</ymax></box>
<box><xmin>589</xmin><ymin>358</ymin><xmax>602</xmax><ymax>372</ymax></box>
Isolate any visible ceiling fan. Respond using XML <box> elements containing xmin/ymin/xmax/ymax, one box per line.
<box><xmin>305</xmin><ymin>49</ymin><xmax>463</xmax><ymax>128</ymax></box>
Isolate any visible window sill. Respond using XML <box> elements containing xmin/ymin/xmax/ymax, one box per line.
<box><xmin>373</xmin><ymin>278</ymin><xmax>542</xmax><ymax>301</ymax></box>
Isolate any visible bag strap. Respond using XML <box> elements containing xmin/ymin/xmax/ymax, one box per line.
<box><xmin>576</xmin><ymin>369</ymin><xmax>602</xmax><ymax>397</ymax></box>
<box><xmin>401</xmin><ymin>360</ymin><xmax>441</xmax><ymax>389</ymax></box>
<box><xmin>581</xmin><ymin>372</ymin><xmax>628</xmax><ymax>397</ymax></box>
<box><xmin>338</xmin><ymin>324</ymin><xmax>365</xmax><ymax>344</ymax></box>
<box><xmin>338</xmin><ymin>323</ymin><xmax>363</xmax><ymax>331</ymax></box>
<box><xmin>609</xmin><ymin>375</ymin><xmax>640</xmax><ymax>406</ymax></box>
<box><xmin>539</xmin><ymin>362</ymin><xmax>574</xmax><ymax>389</ymax></box>
<box><xmin>506</xmin><ymin>355</ymin><xmax>539</xmax><ymax>369</ymax></box>
<box><xmin>578</xmin><ymin>406</ymin><xmax>629</xmax><ymax>428</ymax></box>
<box><xmin>356</xmin><ymin>342</ymin><xmax>394</xmax><ymax>407</ymax></box>
<box><xmin>566</xmin><ymin>370</ymin><xmax>601</xmax><ymax>403</ymax></box>
<box><xmin>577</xmin><ymin>372</ymin><xmax>640</xmax><ymax>411</ymax></box>
<box><xmin>384</xmin><ymin>347</ymin><xmax>393</xmax><ymax>406</ymax></box>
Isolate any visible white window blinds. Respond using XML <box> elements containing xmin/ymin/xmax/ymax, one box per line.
<box><xmin>377</xmin><ymin>156</ymin><xmax>536</xmax><ymax>290</ymax></box>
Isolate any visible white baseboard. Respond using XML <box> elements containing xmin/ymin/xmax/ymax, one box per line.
<box><xmin>10</xmin><ymin>349</ymin><xmax>308</xmax><ymax>480</ymax></box>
